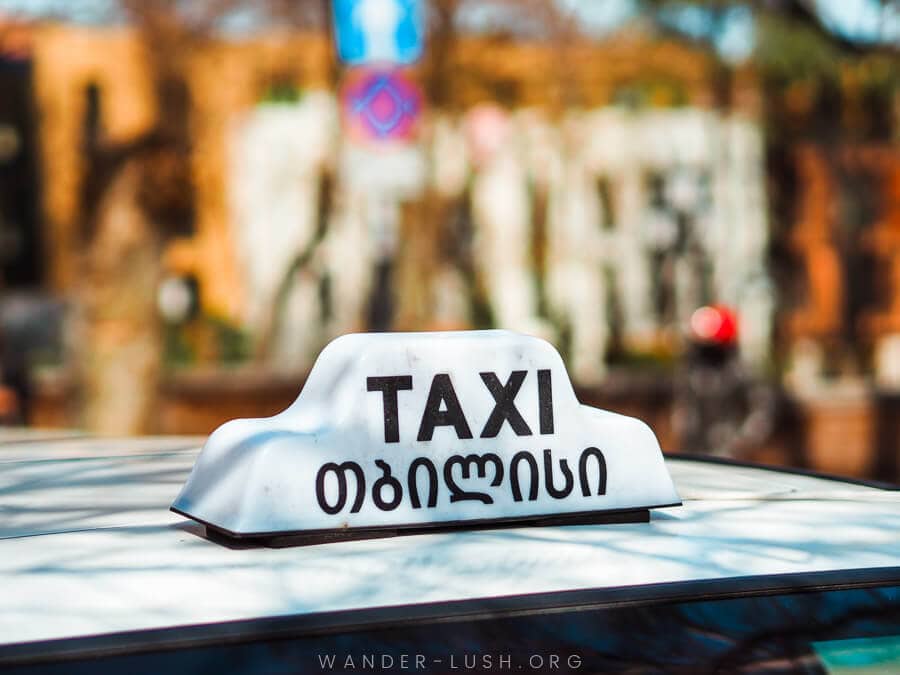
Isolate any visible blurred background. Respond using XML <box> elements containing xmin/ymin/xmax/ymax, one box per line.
<box><xmin>0</xmin><ymin>0</ymin><xmax>897</xmax><ymax>482</ymax></box>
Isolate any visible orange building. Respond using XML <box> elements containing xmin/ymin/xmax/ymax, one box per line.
<box><xmin>23</xmin><ymin>22</ymin><xmax>740</xmax><ymax>322</ymax></box>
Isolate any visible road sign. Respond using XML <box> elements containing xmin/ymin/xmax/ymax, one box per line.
<box><xmin>341</xmin><ymin>68</ymin><xmax>422</xmax><ymax>143</ymax></box>
<box><xmin>333</xmin><ymin>0</ymin><xmax>424</xmax><ymax>66</ymax></box>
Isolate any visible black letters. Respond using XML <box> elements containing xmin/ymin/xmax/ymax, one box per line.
<box><xmin>579</xmin><ymin>447</ymin><xmax>607</xmax><ymax>496</ymax></box>
<box><xmin>479</xmin><ymin>371</ymin><xmax>532</xmax><ymax>438</ymax></box>
<box><xmin>408</xmin><ymin>457</ymin><xmax>439</xmax><ymax>508</ymax></box>
<box><xmin>315</xmin><ymin>461</ymin><xmax>366</xmax><ymax>514</ymax></box>
<box><xmin>372</xmin><ymin>459</ymin><xmax>403</xmax><ymax>511</ymax></box>
<box><xmin>543</xmin><ymin>449</ymin><xmax>574</xmax><ymax>499</ymax></box>
<box><xmin>417</xmin><ymin>374</ymin><xmax>473</xmax><ymax>441</ymax></box>
<box><xmin>444</xmin><ymin>453</ymin><xmax>504</xmax><ymax>504</ymax></box>
<box><xmin>367</xmin><ymin>376</ymin><xmax>413</xmax><ymax>443</ymax></box>
<box><xmin>509</xmin><ymin>450</ymin><xmax>539</xmax><ymax>502</ymax></box>
<box><xmin>537</xmin><ymin>369</ymin><xmax>554</xmax><ymax>435</ymax></box>
<box><xmin>315</xmin><ymin>445</ymin><xmax>611</xmax><ymax>517</ymax></box>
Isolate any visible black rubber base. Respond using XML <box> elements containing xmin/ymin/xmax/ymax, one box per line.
<box><xmin>202</xmin><ymin>508</ymin><xmax>651</xmax><ymax>549</ymax></box>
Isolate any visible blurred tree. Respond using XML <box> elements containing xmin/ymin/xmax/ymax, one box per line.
<box><xmin>75</xmin><ymin>1</ymin><xmax>219</xmax><ymax>433</ymax></box>
<box><xmin>392</xmin><ymin>0</ymin><xmax>578</xmax><ymax>332</ymax></box>
<box><xmin>76</xmin><ymin>0</ymin><xmax>328</xmax><ymax>433</ymax></box>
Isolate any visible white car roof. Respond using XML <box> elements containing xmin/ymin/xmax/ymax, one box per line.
<box><xmin>0</xmin><ymin>436</ymin><xmax>898</xmax><ymax>649</ymax></box>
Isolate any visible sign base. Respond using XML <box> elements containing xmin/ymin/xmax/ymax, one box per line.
<box><xmin>192</xmin><ymin>507</ymin><xmax>658</xmax><ymax>549</ymax></box>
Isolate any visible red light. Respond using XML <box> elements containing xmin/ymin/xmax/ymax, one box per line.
<box><xmin>690</xmin><ymin>305</ymin><xmax>738</xmax><ymax>345</ymax></box>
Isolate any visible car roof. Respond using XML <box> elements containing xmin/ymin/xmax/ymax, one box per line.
<box><xmin>0</xmin><ymin>435</ymin><xmax>898</xmax><ymax>649</ymax></box>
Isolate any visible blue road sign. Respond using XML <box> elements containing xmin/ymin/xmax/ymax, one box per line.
<box><xmin>333</xmin><ymin>0</ymin><xmax>424</xmax><ymax>66</ymax></box>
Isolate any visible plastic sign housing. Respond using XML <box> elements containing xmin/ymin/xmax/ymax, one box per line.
<box><xmin>172</xmin><ymin>331</ymin><xmax>680</xmax><ymax>539</ymax></box>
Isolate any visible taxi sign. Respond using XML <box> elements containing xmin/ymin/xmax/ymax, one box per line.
<box><xmin>172</xmin><ymin>331</ymin><xmax>680</xmax><ymax>540</ymax></box>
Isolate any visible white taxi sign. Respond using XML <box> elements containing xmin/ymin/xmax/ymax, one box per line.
<box><xmin>171</xmin><ymin>331</ymin><xmax>680</xmax><ymax>539</ymax></box>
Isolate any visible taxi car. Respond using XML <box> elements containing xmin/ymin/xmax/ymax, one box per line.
<box><xmin>0</xmin><ymin>435</ymin><xmax>897</xmax><ymax>674</ymax></box>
